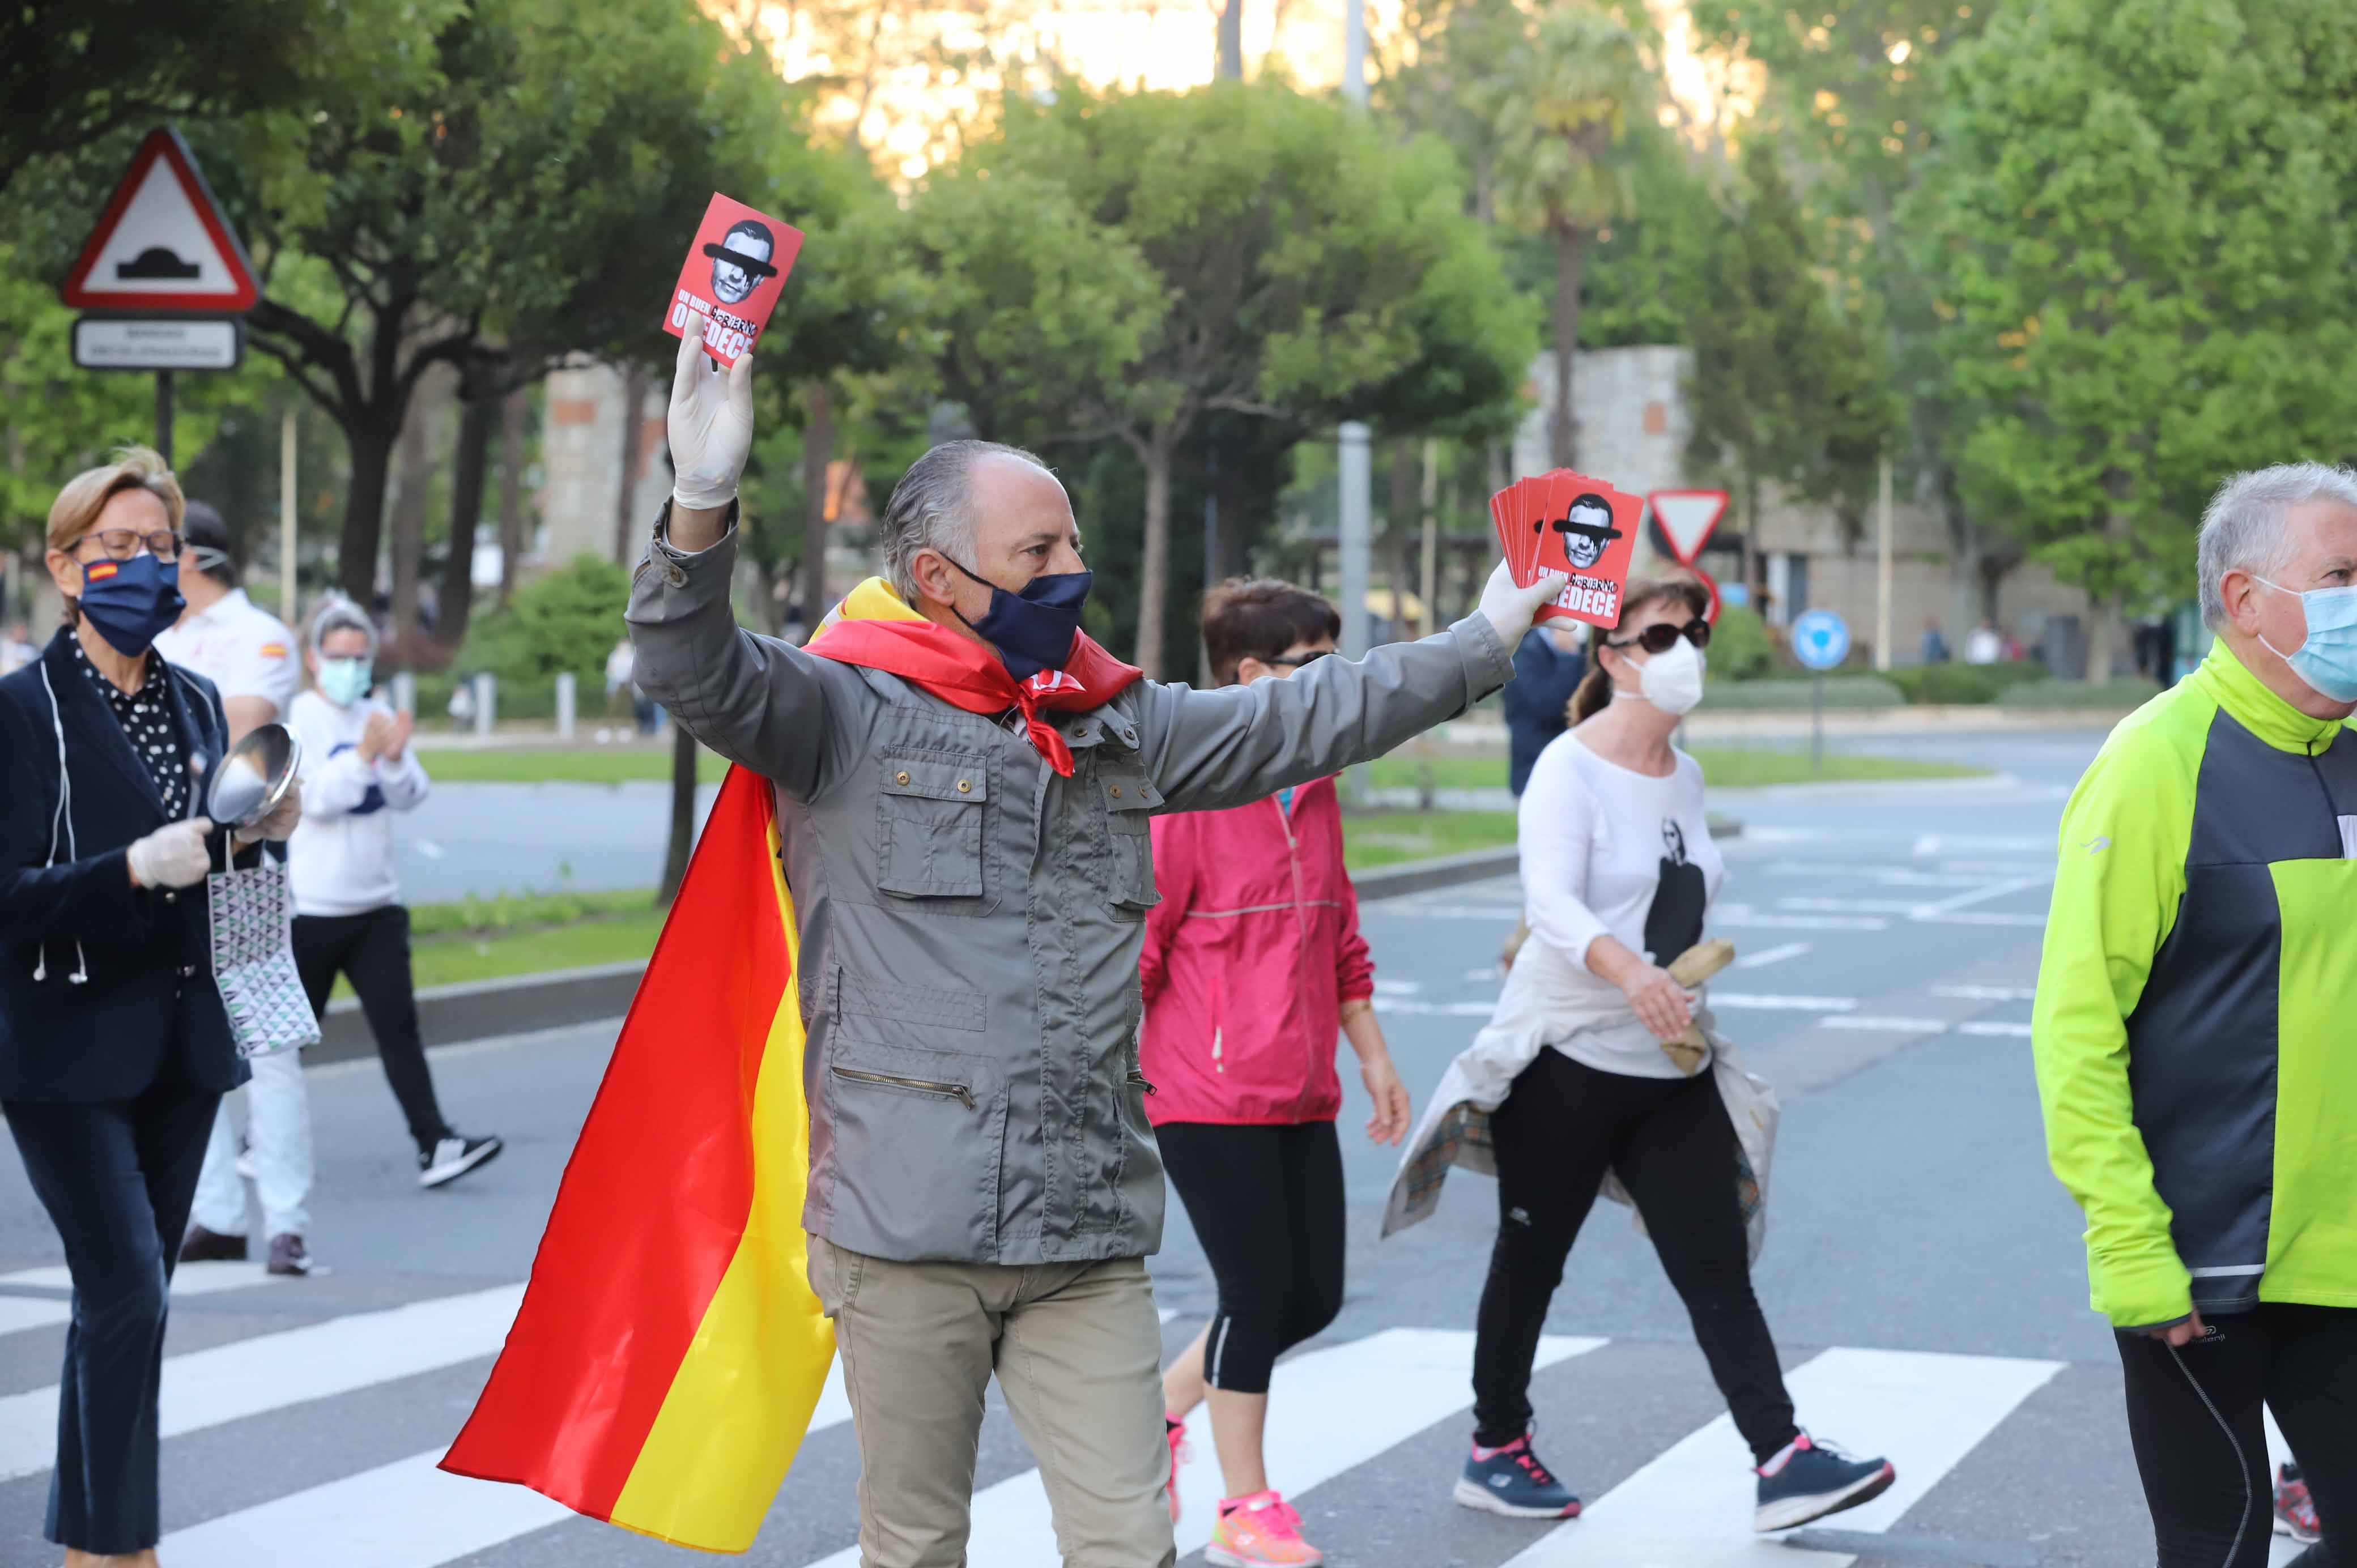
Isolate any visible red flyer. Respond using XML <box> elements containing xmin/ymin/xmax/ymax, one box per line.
<box><xmin>1489</xmin><ymin>468</ymin><xmax>1644</xmax><ymax>630</ymax></box>
<box><xmin>660</xmin><ymin>193</ymin><xmax>805</xmax><ymax>368</ymax></box>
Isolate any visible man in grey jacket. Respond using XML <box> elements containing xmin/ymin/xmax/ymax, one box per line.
<box><xmin>628</xmin><ymin>318</ymin><xmax>1563</xmax><ymax>1566</ymax></box>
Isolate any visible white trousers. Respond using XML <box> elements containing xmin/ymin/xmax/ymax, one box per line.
<box><xmin>189</xmin><ymin>1047</ymin><xmax>314</xmax><ymax>1239</ymax></box>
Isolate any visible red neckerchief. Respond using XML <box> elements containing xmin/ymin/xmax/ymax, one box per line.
<box><xmin>807</xmin><ymin>620</ymin><xmax>1142</xmax><ymax>776</ymax></box>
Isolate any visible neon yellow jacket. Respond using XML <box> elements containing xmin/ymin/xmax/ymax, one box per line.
<box><xmin>2032</xmin><ymin>641</ymin><xmax>2357</xmax><ymax>1331</ymax></box>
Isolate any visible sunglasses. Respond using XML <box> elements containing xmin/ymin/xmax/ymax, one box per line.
<box><xmin>75</xmin><ymin>527</ymin><xmax>185</xmax><ymax>562</ymax></box>
<box><xmin>1605</xmin><ymin>619</ymin><xmax>1711</xmax><ymax>657</ymax></box>
<box><xmin>1266</xmin><ymin>649</ymin><xmax>1331</xmax><ymax>668</ymax></box>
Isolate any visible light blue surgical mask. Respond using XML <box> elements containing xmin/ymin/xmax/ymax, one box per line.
<box><xmin>317</xmin><ymin>657</ymin><xmax>373</xmax><ymax>708</ymax></box>
<box><xmin>2257</xmin><ymin>577</ymin><xmax>2357</xmax><ymax>704</ymax></box>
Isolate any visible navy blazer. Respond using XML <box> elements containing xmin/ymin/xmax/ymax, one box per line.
<box><xmin>0</xmin><ymin>628</ymin><xmax>262</xmax><ymax>1102</ymax></box>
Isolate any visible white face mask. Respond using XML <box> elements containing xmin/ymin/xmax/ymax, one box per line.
<box><xmin>1614</xmin><ymin>636</ymin><xmax>1707</xmax><ymax>716</ymax></box>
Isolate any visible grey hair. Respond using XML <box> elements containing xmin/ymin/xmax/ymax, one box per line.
<box><xmin>879</xmin><ymin>440</ymin><xmax>1055</xmax><ymax>603</ymax></box>
<box><xmin>2198</xmin><ymin>462</ymin><xmax>2357</xmax><ymax>627</ymax></box>
<box><xmin>307</xmin><ymin>595</ymin><xmax>377</xmax><ymax>662</ymax></box>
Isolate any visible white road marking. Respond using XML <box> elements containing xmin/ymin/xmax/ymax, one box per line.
<box><xmin>0</xmin><ymin>1260</ymin><xmax>288</xmax><ymax>1339</ymax></box>
<box><xmin>0</xmin><ymin>1284</ymin><xmax>526</xmax><ymax>1481</ymax></box>
<box><xmin>1907</xmin><ymin>875</ymin><xmax>2051</xmax><ymax>919</ymax></box>
<box><xmin>1764</xmin><ymin>864</ymin><xmax>2003</xmax><ymax>888</ymax></box>
<box><xmin>1819</xmin><ymin>1015</ymin><xmax>1950</xmax><ymax>1034</ymax></box>
<box><xmin>1931</xmin><ymin>985</ymin><xmax>2037</xmax><ymax>1002</ymax></box>
<box><xmin>1709</xmin><ymin>994</ymin><xmax>1855</xmax><ymax>1013</ymax></box>
<box><xmin>1918</xmin><ymin>911</ymin><xmax>2047</xmax><ymax>928</ymax></box>
<box><xmin>1503</xmin><ymin>1346</ymin><xmax>2063</xmax><ymax>1566</ymax></box>
<box><xmin>1780</xmin><ymin>897</ymin><xmax>1941</xmax><ymax>916</ymax></box>
<box><xmin>805</xmin><ymin>1330</ymin><xmax>1606</xmax><ymax>1568</ymax></box>
<box><xmin>1373</xmin><ymin>978</ymin><xmax>1424</xmax><ymax>996</ymax></box>
<box><xmin>1375</xmin><ymin>999</ymin><xmax>1501</xmax><ymax>1017</ymax></box>
<box><xmin>1385</xmin><ymin>903</ymin><xmax>1525</xmax><ymax>922</ymax></box>
<box><xmin>1956</xmin><ymin>1021</ymin><xmax>2035</xmax><ymax>1038</ymax></box>
<box><xmin>1713</xmin><ymin>910</ymin><xmax>1890</xmax><ymax>932</ymax></box>
<box><xmin>1732</xmin><ymin>943</ymin><xmax>1811</xmax><ymax>970</ymax></box>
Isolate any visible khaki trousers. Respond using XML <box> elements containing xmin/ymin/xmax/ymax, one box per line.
<box><xmin>810</xmin><ymin>1237</ymin><xmax>1176</xmax><ymax>1568</ymax></box>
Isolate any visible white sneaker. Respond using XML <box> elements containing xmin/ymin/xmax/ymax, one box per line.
<box><xmin>418</xmin><ymin>1134</ymin><xmax>503</xmax><ymax>1188</ymax></box>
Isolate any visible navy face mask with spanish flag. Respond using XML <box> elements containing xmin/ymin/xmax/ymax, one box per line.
<box><xmin>79</xmin><ymin>552</ymin><xmax>185</xmax><ymax>657</ymax></box>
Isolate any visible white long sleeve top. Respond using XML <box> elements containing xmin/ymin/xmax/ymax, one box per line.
<box><xmin>285</xmin><ymin>689</ymin><xmax>431</xmax><ymax>917</ymax></box>
<box><xmin>1516</xmin><ymin>730</ymin><xmax>1725</xmax><ymax>1078</ymax></box>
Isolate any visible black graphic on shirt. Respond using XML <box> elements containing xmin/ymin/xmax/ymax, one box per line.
<box><xmin>1642</xmin><ymin>819</ymin><xmax>1706</xmax><ymax>964</ymax></box>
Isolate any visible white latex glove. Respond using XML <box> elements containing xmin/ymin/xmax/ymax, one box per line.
<box><xmin>236</xmin><ymin>777</ymin><xmax>303</xmax><ymax>846</ymax></box>
<box><xmin>667</xmin><ymin>313</ymin><xmax>756</xmax><ymax>513</ymax></box>
<box><xmin>1478</xmin><ymin>560</ymin><xmax>1571</xmax><ymax>651</ymax></box>
<box><xmin>128</xmin><ymin>819</ymin><xmax>214</xmax><ymax>889</ymax></box>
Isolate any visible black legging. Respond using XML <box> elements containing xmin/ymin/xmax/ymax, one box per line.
<box><xmin>2117</xmin><ymin>1303</ymin><xmax>2353</xmax><ymax>1567</ymax></box>
<box><xmin>1158</xmin><ymin>1120</ymin><xmax>1346</xmax><ymax>1395</ymax></box>
<box><xmin>292</xmin><ymin>906</ymin><xmax>452</xmax><ymax>1150</ymax></box>
<box><xmin>1473</xmin><ymin>1049</ymin><xmax>1798</xmax><ymax>1463</ymax></box>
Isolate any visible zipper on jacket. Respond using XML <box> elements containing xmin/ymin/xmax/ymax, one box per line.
<box><xmin>1127</xmin><ymin>1068</ymin><xmax>1158</xmax><ymax>1096</ymax></box>
<box><xmin>2306</xmin><ymin>739</ymin><xmax>2345</xmax><ymax>831</ymax></box>
<box><xmin>832</xmin><ymin>1065</ymin><xmax>976</xmax><ymax>1110</ymax></box>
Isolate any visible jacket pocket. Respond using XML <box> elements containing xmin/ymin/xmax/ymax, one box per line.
<box><xmin>876</xmin><ymin>753</ymin><xmax>989</xmax><ymax>901</ymax></box>
<box><xmin>1100</xmin><ymin>770</ymin><xmax>1163</xmax><ymax>917</ymax></box>
<box><xmin>826</xmin><ymin>1035</ymin><xmax>1006</xmax><ymax>1257</ymax></box>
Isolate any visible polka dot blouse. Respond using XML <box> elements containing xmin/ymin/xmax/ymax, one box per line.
<box><xmin>73</xmin><ymin>639</ymin><xmax>190</xmax><ymax>819</ymax></box>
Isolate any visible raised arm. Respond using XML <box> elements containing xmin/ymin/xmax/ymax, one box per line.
<box><xmin>1135</xmin><ymin>561</ymin><xmax>1561</xmax><ymax>816</ymax></box>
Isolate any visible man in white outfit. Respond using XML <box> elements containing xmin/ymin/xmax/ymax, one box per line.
<box><xmin>160</xmin><ymin>504</ymin><xmax>320</xmax><ymax>1276</ymax></box>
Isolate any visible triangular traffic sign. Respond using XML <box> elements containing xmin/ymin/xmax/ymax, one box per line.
<box><xmin>1647</xmin><ymin>489</ymin><xmax>1730</xmax><ymax>565</ymax></box>
<box><xmin>59</xmin><ymin>127</ymin><xmax>258</xmax><ymax>313</ymax></box>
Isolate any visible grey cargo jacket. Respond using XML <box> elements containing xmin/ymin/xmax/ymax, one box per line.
<box><xmin>627</xmin><ymin>522</ymin><xmax>1513</xmax><ymax>1266</ymax></box>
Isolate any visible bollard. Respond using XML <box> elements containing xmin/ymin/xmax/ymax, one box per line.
<box><xmin>555</xmin><ymin>671</ymin><xmax>577</xmax><ymax>739</ymax></box>
<box><xmin>390</xmin><ymin>671</ymin><xmax>417</xmax><ymax>717</ymax></box>
<box><xmin>473</xmin><ymin>672</ymin><xmax>497</xmax><ymax>737</ymax></box>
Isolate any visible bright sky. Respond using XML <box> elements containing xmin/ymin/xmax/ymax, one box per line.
<box><xmin>714</xmin><ymin>0</ymin><xmax>1755</xmax><ymax>181</ymax></box>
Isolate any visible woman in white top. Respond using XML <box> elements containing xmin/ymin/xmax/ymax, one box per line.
<box><xmin>1454</xmin><ymin>578</ymin><xmax>1894</xmax><ymax>1535</ymax></box>
<box><xmin>284</xmin><ymin>600</ymin><xmax>502</xmax><ymax>1190</ymax></box>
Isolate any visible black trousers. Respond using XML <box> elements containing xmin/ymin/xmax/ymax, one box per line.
<box><xmin>1472</xmin><ymin>1049</ymin><xmax>1798</xmax><ymax>1463</ymax></box>
<box><xmin>2117</xmin><ymin>1303</ymin><xmax>2354</xmax><ymax>1567</ymax></box>
<box><xmin>3</xmin><ymin>1074</ymin><xmax>219</xmax><ymax>1553</ymax></box>
<box><xmin>1158</xmin><ymin>1120</ymin><xmax>1347</xmax><ymax>1396</ymax></box>
<box><xmin>293</xmin><ymin>906</ymin><xmax>451</xmax><ymax>1149</ymax></box>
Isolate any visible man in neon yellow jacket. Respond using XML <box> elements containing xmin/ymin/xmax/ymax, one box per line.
<box><xmin>2034</xmin><ymin>463</ymin><xmax>2357</xmax><ymax>1566</ymax></box>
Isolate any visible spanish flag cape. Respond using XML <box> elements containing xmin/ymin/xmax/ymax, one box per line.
<box><xmin>439</xmin><ymin>580</ymin><xmax>1139</xmax><ymax>1553</ymax></box>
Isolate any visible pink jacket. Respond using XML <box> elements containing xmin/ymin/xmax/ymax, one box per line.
<box><xmin>1138</xmin><ymin>777</ymin><xmax>1375</xmax><ymax>1126</ymax></box>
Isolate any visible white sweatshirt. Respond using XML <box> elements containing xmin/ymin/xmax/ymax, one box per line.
<box><xmin>285</xmin><ymin>689</ymin><xmax>431</xmax><ymax>917</ymax></box>
<box><xmin>1516</xmin><ymin>730</ymin><xmax>1725</xmax><ymax>1079</ymax></box>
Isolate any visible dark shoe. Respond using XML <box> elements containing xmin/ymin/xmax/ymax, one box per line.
<box><xmin>266</xmin><ymin>1233</ymin><xmax>317</xmax><ymax>1277</ymax></box>
<box><xmin>1755</xmin><ymin>1433</ymin><xmax>1895</xmax><ymax>1532</ymax></box>
<box><xmin>419</xmin><ymin>1133</ymin><xmax>503</xmax><ymax>1189</ymax></box>
<box><xmin>180</xmin><ymin>1224</ymin><xmax>248</xmax><ymax>1263</ymax></box>
<box><xmin>1454</xmin><ymin>1431</ymin><xmax>1581</xmax><ymax>1519</ymax></box>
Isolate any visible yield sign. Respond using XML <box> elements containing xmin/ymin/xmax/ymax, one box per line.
<box><xmin>1647</xmin><ymin>489</ymin><xmax>1729</xmax><ymax>565</ymax></box>
<box><xmin>59</xmin><ymin>128</ymin><xmax>258</xmax><ymax>313</ymax></box>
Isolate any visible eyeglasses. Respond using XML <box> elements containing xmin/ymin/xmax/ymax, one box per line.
<box><xmin>1605</xmin><ymin>619</ymin><xmax>1711</xmax><ymax>656</ymax></box>
<box><xmin>74</xmin><ymin>527</ymin><xmax>184</xmax><ymax>562</ymax></box>
<box><xmin>1266</xmin><ymin>649</ymin><xmax>1331</xmax><ymax>668</ymax></box>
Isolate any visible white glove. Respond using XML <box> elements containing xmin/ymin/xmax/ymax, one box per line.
<box><xmin>235</xmin><ymin>777</ymin><xmax>303</xmax><ymax>846</ymax></box>
<box><xmin>128</xmin><ymin>819</ymin><xmax>214</xmax><ymax>890</ymax></box>
<box><xmin>1478</xmin><ymin>560</ymin><xmax>1571</xmax><ymax>651</ymax></box>
<box><xmin>667</xmin><ymin>313</ymin><xmax>756</xmax><ymax>513</ymax></box>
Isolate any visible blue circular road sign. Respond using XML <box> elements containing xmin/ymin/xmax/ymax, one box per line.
<box><xmin>1790</xmin><ymin>608</ymin><xmax>1851</xmax><ymax>671</ymax></box>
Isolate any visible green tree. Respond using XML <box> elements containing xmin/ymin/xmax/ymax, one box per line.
<box><xmin>1684</xmin><ymin>138</ymin><xmax>1894</xmax><ymax>577</ymax></box>
<box><xmin>1485</xmin><ymin>4</ymin><xmax>1658</xmax><ymax>469</ymax></box>
<box><xmin>1914</xmin><ymin>0</ymin><xmax>2357</xmax><ymax>678</ymax></box>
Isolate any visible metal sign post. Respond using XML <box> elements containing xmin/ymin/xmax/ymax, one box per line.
<box><xmin>1789</xmin><ymin>608</ymin><xmax>1852</xmax><ymax>771</ymax></box>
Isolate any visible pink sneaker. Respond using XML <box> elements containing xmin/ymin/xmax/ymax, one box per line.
<box><xmin>1207</xmin><ymin>1489</ymin><xmax>1324</xmax><ymax>1566</ymax></box>
<box><xmin>1165</xmin><ymin>1414</ymin><xmax>1189</xmax><ymax>1524</ymax></box>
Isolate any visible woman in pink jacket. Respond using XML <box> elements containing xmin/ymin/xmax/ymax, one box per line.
<box><xmin>1145</xmin><ymin>578</ymin><xmax>1413</xmax><ymax>1567</ymax></box>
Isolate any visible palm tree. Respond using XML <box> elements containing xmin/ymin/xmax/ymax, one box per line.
<box><xmin>1487</xmin><ymin>6</ymin><xmax>1656</xmax><ymax>468</ymax></box>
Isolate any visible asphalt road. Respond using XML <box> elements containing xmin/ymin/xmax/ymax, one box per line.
<box><xmin>0</xmin><ymin>730</ymin><xmax>2317</xmax><ymax>1567</ymax></box>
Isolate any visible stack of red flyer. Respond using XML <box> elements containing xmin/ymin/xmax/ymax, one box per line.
<box><xmin>1489</xmin><ymin>470</ymin><xmax>1644</xmax><ymax>629</ymax></box>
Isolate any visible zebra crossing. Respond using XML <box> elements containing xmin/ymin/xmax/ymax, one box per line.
<box><xmin>0</xmin><ymin>1261</ymin><xmax>2310</xmax><ymax>1567</ymax></box>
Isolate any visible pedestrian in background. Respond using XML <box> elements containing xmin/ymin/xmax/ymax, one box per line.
<box><xmin>162</xmin><ymin>504</ymin><xmax>320</xmax><ymax>1277</ymax></box>
<box><xmin>1428</xmin><ymin>577</ymin><xmax>1894</xmax><ymax>1534</ymax></box>
<box><xmin>2033</xmin><ymin>463</ymin><xmax>2357</xmax><ymax>1568</ymax></box>
<box><xmin>1502</xmin><ymin>621</ymin><xmax>1585</xmax><ymax>796</ymax></box>
<box><xmin>1965</xmin><ymin>617</ymin><xmax>2004</xmax><ymax>666</ymax></box>
<box><xmin>0</xmin><ymin>448</ymin><xmax>300</xmax><ymax>1566</ymax></box>
<box><xmin>1919</xmin><ymin>616</ymin><xmax>1951</xmax><ymax>663</ymax></box>
<box><xmin>1</xmin><ymin>620</ymin><xmax>36</xmax><ymax>676</ymax></box>
<box><xmin>286</xmin><ymin>599</ymin><xmax>503</xmax><ymax>1191</ymax></box>
<box><xmin>1143</xmin><ymin>578</ymin><xmax>1414</xmax><ymax>1568</ymax></box>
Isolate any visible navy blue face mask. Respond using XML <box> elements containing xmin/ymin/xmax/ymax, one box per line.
<box><xmin>947</xmin><ymin>558</ymin><xmax>1092</xmax><ymax>681</ymax></box>
<box><xmin>77</xmin><ymin>552</ymin><xmax>185</xmax><ymax>658</ymax></box>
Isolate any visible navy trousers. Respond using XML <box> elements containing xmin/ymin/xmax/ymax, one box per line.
<box><xmin>4</xmin><ymin>1073</ymin><xmax>219</xmax><ymax>1553</ymax></box>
